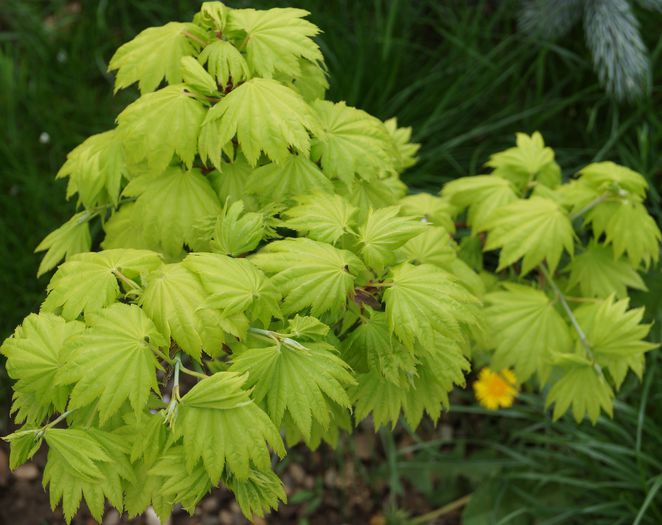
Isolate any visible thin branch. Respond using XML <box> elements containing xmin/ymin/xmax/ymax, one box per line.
<box><xmin>570</xmin><ymin>193</ymin><xmax>610</xmax><ymax>221</ymax></box>
<box><xmin>539</xmin><ymin>264</ymin><xmax>600</xmax><ymax>371</ymax></box>
<box><xmin>411</xmin><ymin>494</ymin><xmax>472</xmax><ymax>524</ymax></box>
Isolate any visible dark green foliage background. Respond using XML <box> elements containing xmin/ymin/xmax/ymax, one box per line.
<box><xmin>0</xmin><ymin>1</ymin><xmax>660</xmax><ymax>522</ymax></box>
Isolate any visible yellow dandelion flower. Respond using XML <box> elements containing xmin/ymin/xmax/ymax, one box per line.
<box><xmin>473</xmin><ymin>368</ymin><xmax>519</xmax><ymax>410</ymax></box>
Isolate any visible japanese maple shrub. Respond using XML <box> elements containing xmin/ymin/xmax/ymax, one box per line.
<box><xmin>2</xmin><ymin>2</ymin><xmax>660</xmax><ymax>522</ymax></box>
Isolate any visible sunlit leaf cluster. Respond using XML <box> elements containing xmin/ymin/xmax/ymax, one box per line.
<box><xmin>2</xmin><ymin>3</ymin><xmax>659</xmax><ymax>523</ymax></box>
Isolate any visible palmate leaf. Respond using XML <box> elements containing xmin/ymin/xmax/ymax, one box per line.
<box><xmin>484</xmin><ymin>283</ymin><xmax>573</xmax><ymax>382</ymax></box>
<box><xmin>342</xmin><ymin>309</ymin><xmax>416</xmax><ymax>384</ymax></box>
<box><xmin>352</xmin><ymin>336</ymin><xmax>468</xmax><ymax>429</ymax></box>
<box><xmin>199</xmin><ymin>78</ymin><xmax>319</xmax><ymax>167</ymax></box>
<box><xmin>358</xmin><ymin>206</ymin><xmax>427</xmax><ymax>273</ymax></box>
<box><xmin>397</xmin><ymin>226</ymin><xmax>457</xmax><ymax>270</ymax></box>
<box><xmin>58</xmin><ymin>304</ymin><xmax>166</xmax><ymax>423</ymax></box>
<box><xmin>140</xmin><ymin>263</ymin><xmax>212</xmax><ymax>361</ymax></box>
<box><xmin>483</xmin><ymin>196</ymin><xmax>575</xmax><ymax>274</ymax></box>
<box><xmin>584</xmin><ymin>198</ymin><xmax>661</xmax><ymax>267</ymax></box>
<box><xmin>43</xmin><ymin>428</ymin><xmax>133</xmax><ymax>523</ymax></box>
<box><xmin>184</xmin><ymin>252</ymin><xmax>281</xmax><ymax>330</ymax></box>
<box><xmin>573</xmin><ymin>297</ymin><xmax>657</xmax><ymax>387</ymax></box>
<box><xmin>209</xmin><ymin>200</ymin><xmax>265</xmax><ymax>256</ymax></box>
<box><xmin>351</xmin><ymin>369</ymin><xmax>408</xmax><ymax>429</ymax></box>
<box><xmin>441</xmin><ymin>175</ymin><xmax>518</xmax><ymax>232</ymax></box>
<box><xmin>198</xmin><ymin>39</ymin><xmax>250</xmax><ymax>89</ymax></box>
<box><xmin>384</xmin><ymin>117</ymin><xmax>420</xmax><ymax>172</ymax></box>
<box><xmin>403</xmin><ymin>345</ymin><xmax>470</xmax><ymax>427</ymax></box>
<box><xmin>545</xmin><ymin>358</ymin><xmax>614</xmax><ymax>423</ymax></box>
<box><xmin>275</xmin><ymin>58</ymin><xmax>329</xmax><ymax>102</ymax></box>
<box><xmin>399</xmin><ymin>192</ymin><xmax>455</xmax><ymax>232</ymax></box>
<box><xmin>180</xmin><ymin>56</ymin><xmax>218</xmax><ymax>95</ymax></box>
<box><xmin>226</xmin><ymin>7</ymin><xmax>322</xmax><ymax>78</ymax></box>
<box><xmin>486</xmin><ymin>131</ymin><xmax>561</xmax><ymax>189</ymax></box>
<box><xmin>208</xmin><ymin>153</ymin><xmax>253</xmax><ymax>202</ymax></box>
<box><xmin>246</xmin><ymin>153</ymin><xmax>332</xmax><ymax>204</ymax></box>
<box><xmin>123</xmin><ymin>167</ymin><xmax>221</xmax><ymax>258</ymax></box>
<box><xmin>148</xmin><ymin>446</ymin><xmax>211</xmax><ymax>516</ymax></box>
<box><xmin>283</xmin><ymin>192</ymin><xmax>357</xmax><ymax>244</ymax></box>
<box><xmin>340</xmin><ymin>175</ymin><xmax>403</xmax><ymax>213</ymax></box>
<box><xmin>174</xmin><ymin>372</ymin><xmax>285</xmax><ymax>483</ymax></box>
<box><xmin>42</xmin><ymin>249</ymin><xmax>162</xmax><ymax>320</ymax></box>
<box><xmin>223</xmin><ymin>468</ymin><xmax>287</xmax><ymax>519</ymax></box>
<box><xmin>578</xmin><ymin>161</ymin><xmax>649</xmax><ymax>198</ymax></box>
<box><xmin>35</xmin><ymin>212</ymin><xmax>92</xmax><ymax>277</ymax></box>
<box><xmin>109</xmin><ymin>22</ymin><xmax>208</xmax><ymax>93</ymax></box>
<box><xmin>566</xmin><ymin>241</ymin><xmax>647</xmax><ymax>298</ymax></box>
<box><xmin>231</xmin><ymin>339</ymin><xmax>355</xmax><ymax>440</ymax></box>
<box><xmin>117</xmin><ymin>85</ymin><xmax>208</xmax><ymax>172</ymax></box>
<box><xmin>311</xmin><ymin>100</ymin><xmax>395</xmax><ymax>185</ymax></box>
<box><xmin>4</xmin><ymin>429</ymin><xmax>42</xmax><ymax>470</ymax></box>
<box><xmin>383</xmin><ymin>263</ymin><xmax>481</xmax><ymax>349</ymax></box>
<box><xmin>101</xmin><ymin>203</ymin><xmax>156</xmax><ymax>251</ymax></box>
<box><xmin>251</xmin><ymin>238</ymin><xmax>366</xmax><ymax>318</ymax></box>
<box><xmin>1</xmin><ymin>313</ymin><xmax>84</xmax><ymax>423</ymax></box>
<box><xmin>56</xmin><ymin>129</ymin><xmax>125</xmax><ymax>208</ymax></box>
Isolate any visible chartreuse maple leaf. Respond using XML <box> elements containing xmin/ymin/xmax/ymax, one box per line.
<box><xmin>384</xmin><ymin>117</ymin><xmax>420</xmax><ymax>172</ymax></box>
<box><xmin>140</xmin><ymin>263</ymin><xmax>213</xmax><ymax>361</ymax></box>
<box><xmin>383</xmin><ymin>263</ymin><xmax>481</xmax><ymax>349</ymax></box>
<box><xmin>117</xmin><ymin>85</ymin><xmax>207</xmax><ymax>172</ymax></box>
<box><xmin>1</xmin><ymin>313</ymin><xmax>84</xmax><ymax>424</ymax></box>
<box><xmin>56</xmin><ymin>129</ymin><xmax>125</xmax><ymax>208</ymax></box>
<box><xmin>42</xmin><ymin>249</ymin><xmax>162</xmax><ymax>320</ymax></box>
<box><xmin>399</xmin><ymin>193</ymin><xmax>455</xmax><ymax>232</ymax></box>
<box><xmin>184</xmin><ymin>253</ymin><xmax>281</xmax><ymax>333</ymax></box>
<box><xmin>43</xmin><ymin>428</ymin><xmax>134</xmax><ymax>523</ymax></box>
<box><xmin>35</xmin><ymin>212</ymin><xmax>92</xmax><ymax>276</ymax></box>
<box><xmin>173</xmin><ymin>371</ymin><xmax>285</xmax><ymax>484</ymax></box>
<box><xmin>578</xmin><ymin>161</ymin><xmax>649</xmax><ymax>198</ymax></box>
<box><xmin>275</xmin><ymin>58</ymin><xmax>328</xmax><ymax>102</ymax></box>
<box><xmin>207</xmin><ymin>153</ymin><xmax>253</xmax><ymax>203</ymax></box>
<box><xmin>573</xmin><ymin>297</ymin><xmax>657</xmax><ymax>387</ymax></box>
<box><xmin>339</xmin><ymin>175</ymin><xmax>403</xmax><ymax>214</ymax></box>
<box><xmin>311</xmin><ymin>100</ymin><xmax>395</xmax><ymax>185</ymax></box>
<box><xmin>108</xmin><ymin>22</ymin><xmax>208</xmax><ymax>93</ymax></box>
<box><xmin>441</xmin><ymin>175</ymin><xmax>518</xmax><ymax>232</ymax></box>
<box><xmin>486</xmin><ymin>131</ymin><xmax>561</xmax><ymax>189</ymax></box>
<box><xmin>198</xmin><ymin>40</ymin><xmax>250</xmax><ymax>89</ymax></box>
<box><xmin>180</xmin><ymin>56</ymin><xmax>218</xmax><ymax>95</ymax></box>
<box><xmin>57</xmin><ymin>303</ymin><xmax>167</xmax><ymax>423</ymax></box>
<box><xmin>357</xmin><ymin>206</ymin><xmax>428</xmax><ymax>272</ymax></box>
<box><xmin>231</xmin><ymin>336</ymin><xmax>355</xmax><ymax>441</ymax></box>
<box><xmin>209</xmin><ymin>200</ymin><xmax>265</xmax><ymax>255</ymax></box>
<box><xmin>566</xmin><ymin>241</ymin><xmax>647</xmax><ymax>298</ymax></box>
<box><xmin>584</xmin><ymin>199</ymin><xmax>661</xmax><ymax>268</ymax></box>
<box><xmin>100</xmin><ymin>203</ymin><xmax>156</xmax><ymax>251</ymax></box>
<box><xmin>148</xmin><ymin>445</ymin><xmax>212</xmax><ymax>517</ymax></box>
<box><xmin>251</xmin><ymin>238</ymin><xmax>367</xmax><ymax>317</ymax></box>
<box><xmin>223</xmin><ymin>468</ymin><xmax>287</xmax><ymax>519</ymax></box>
<box><xmin>199</xmin><ymin>78</ymin><xmax>319</xmax><ymax>167</ymax></box>
<box><xmin>123</xmin><ymin>167</ymin><xmax>221</xmax><ymax>258</ymax></box>
<box><xmin>545</xmin><ymin>357</ymin><xmax>614</xmax><ymax>424</ymax></box>
<box><xmin>397</xmin><ymin>227</ymin><xmax>457</xmax><ymax>270</ymax></box>
<box><xmin>226</xmin><ymin>7</ymin><xmax>322</xmax><ymax>78</ymax></box>
<box><xmin>483</xmin><ymin>196</ymin><xmax>575</xmax><ymax>274</ymax></box>
<box><xmin>283</xmin><ymin>192</ymin><xmax>357</xmax><ymax>244</ymax></box>
<box><xmin>484</xmin><ymin>283</ymin><xmax>573</xmax><ymax>382</ymax></box>
<box><xmin>342</xmin><ymin>309</ymin><xmax>416</xmax><ymax>384</ymax></box>
<box><xmin>246</xmin><ymin>154</ymin><xmax>332</xmax><ymax>204</ymax></box>
<box><xmin>351</xmin><ymin>329</ymin><xmax>469</xmax><ymax>429</ymax></box>
<box><xmin>351</xmin><ymin>369</ymin><xmax>407</xmax><ymax>429</ymax></box>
